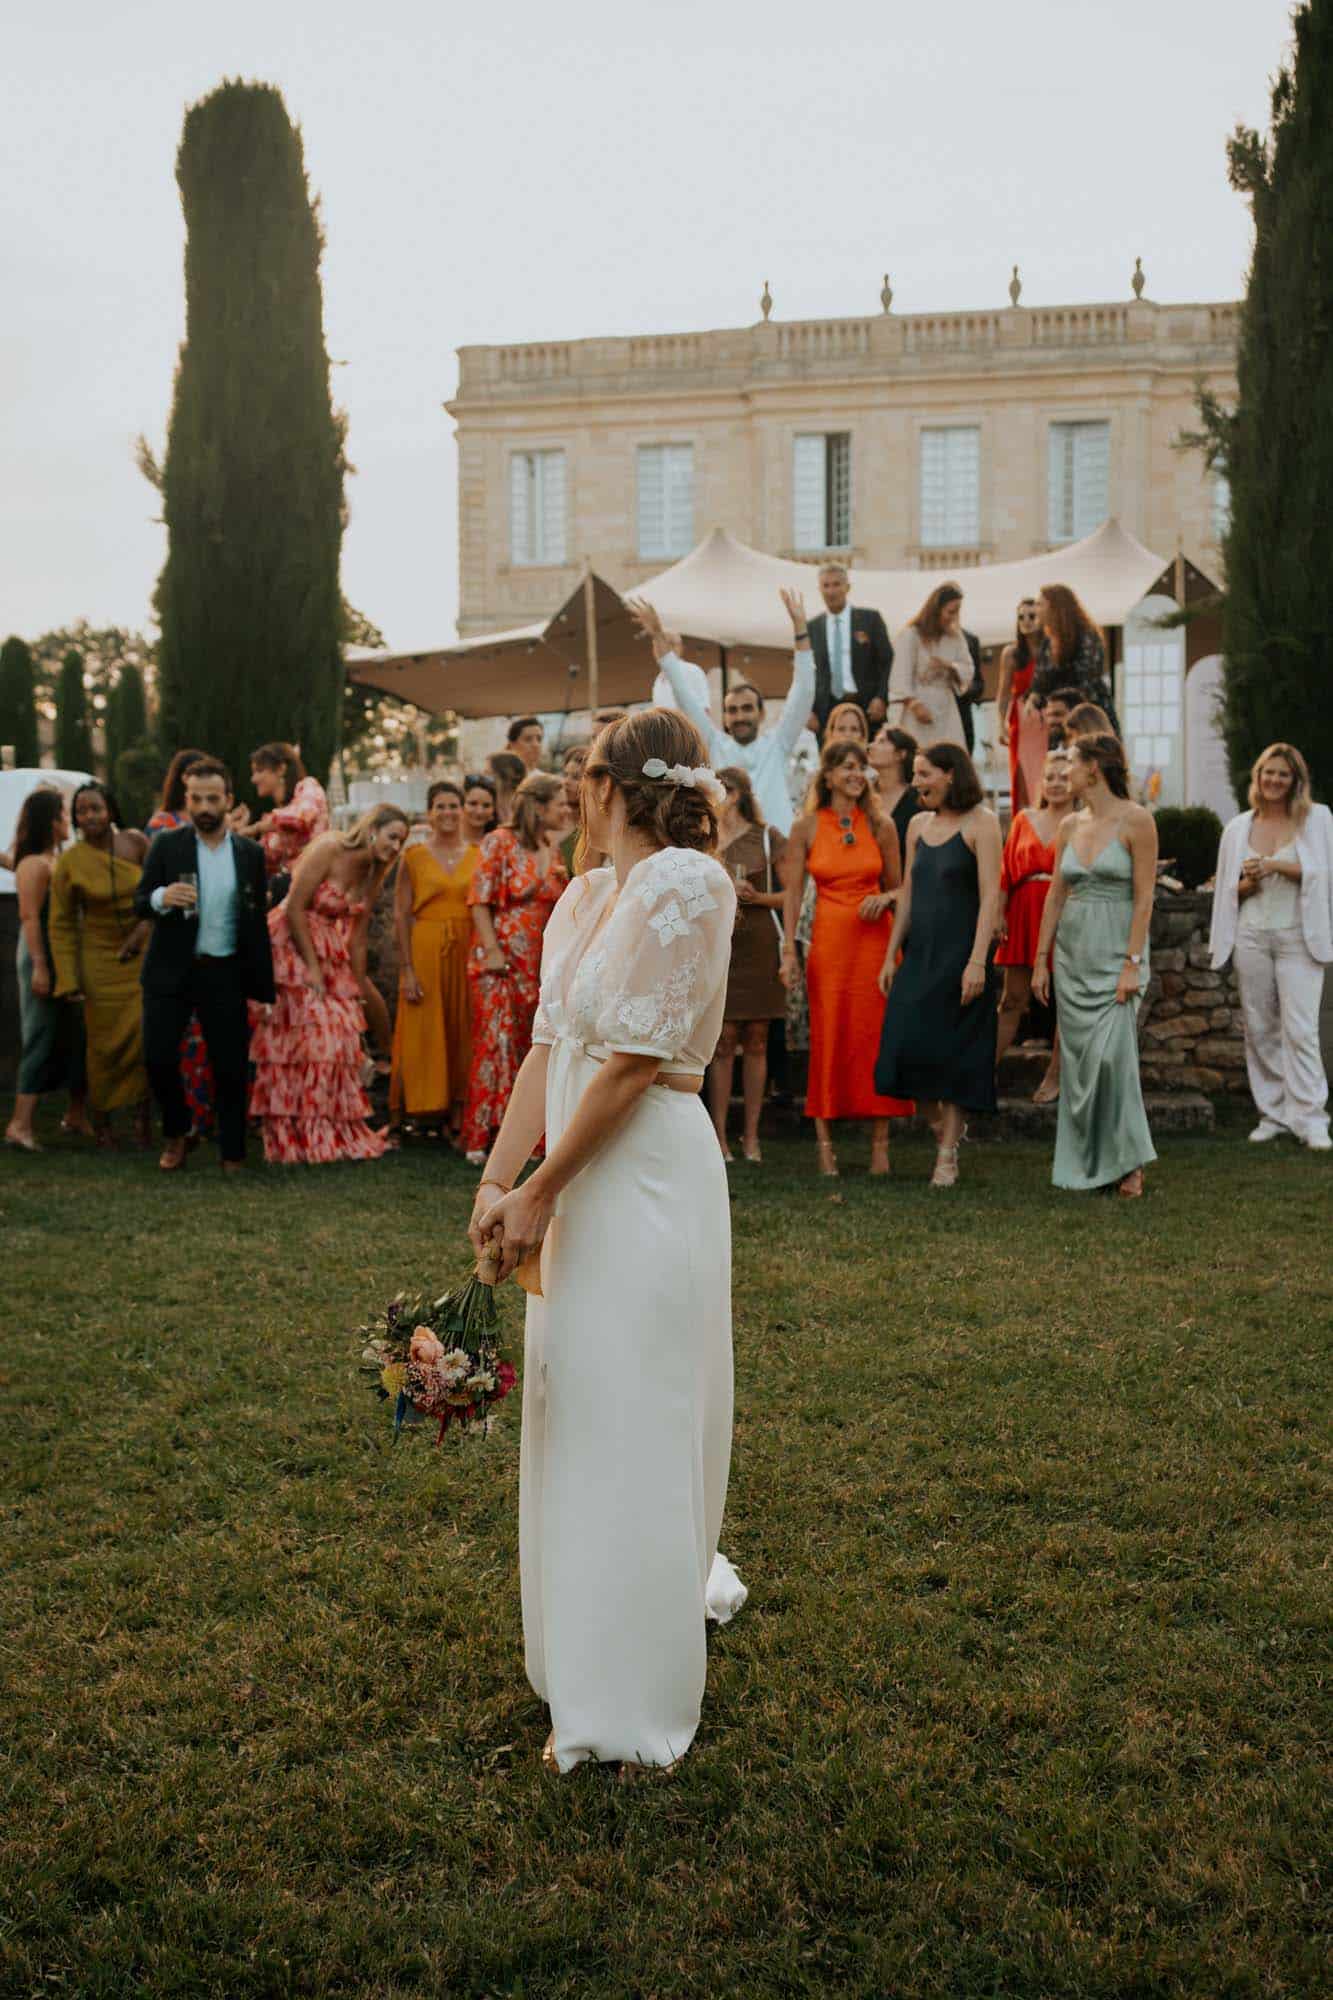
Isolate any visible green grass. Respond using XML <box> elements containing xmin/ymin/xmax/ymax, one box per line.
<box><xmin>1</xmin><ymin>1118</ymin><xmax>1329</xmax><ymax>1999</ymax></box>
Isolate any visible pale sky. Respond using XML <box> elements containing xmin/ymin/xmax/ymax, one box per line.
<box><xmin>2</xmin><ymin>0</ymin><xmax>1294</xmax><ymax>654</ymax></box>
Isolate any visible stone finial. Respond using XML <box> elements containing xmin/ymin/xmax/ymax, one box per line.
<box><xmin>1132</xmin><ymin>256</ymin><xmax>1146</xmax><ymax>300</ymax></box>
<box><xmin>880</xmin><ymin>272</ymin><xmax>893</xmax><ymax>314</ymax></box>
<box><xmin>1008</xmin><ymin>264</ymin><xmax>1022</xmax><ymax>307</ymax></box>
<box><xmin>760</xmin><ymin>280</ymin><xmax>773</xmax><ymax>322</ymax></box>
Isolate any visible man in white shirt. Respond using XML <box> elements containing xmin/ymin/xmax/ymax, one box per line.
<box><xmin>627</xmin><ymin>590</ymin><xmax>814</xmax><ymax>837</ymax></box>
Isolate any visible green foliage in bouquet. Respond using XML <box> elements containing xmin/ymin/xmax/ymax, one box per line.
<box><xmin>357</xmin><ymin>1254</ymin><xmax>516</xmax><ymax>1444</ymax></box>
<box><xmin>1153</xmin><ymin>805</ymin><xmax>1224</xmax><ymax>888</ymax></box>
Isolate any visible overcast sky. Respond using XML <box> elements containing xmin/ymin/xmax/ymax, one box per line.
<box><xmin>2</xmin><ymin>0</ymin><xmax>1295</xmax><ymax>653</ymax></box>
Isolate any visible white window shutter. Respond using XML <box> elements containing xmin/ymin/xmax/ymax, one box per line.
<box><xmin>793</xmin><ymin>435</ymin><xmax>826</xmax><ymax>550</ymax></box>
<box><xmin>510</xmin><ymin>453</ymin><xmax>532</xmax><ymax>565</ymax></box>
<box><xmin>1049</xmin><ymin>422</ymin><xmax>1109</xmax><ymax>542</ymax></box>
<box><xmin>920</xmin><ymin>427</ymin><xmax>979</xmax><ymax>547</ymax></box>
<box><xmin>665</xmin><ymin>445</ymin><xmax>694</xmax><ymax>556</ymax></box>
<box><xmin>540</xmin><ymin>450</ymin><xmax>567</xmax><ymax>564</ymax></box>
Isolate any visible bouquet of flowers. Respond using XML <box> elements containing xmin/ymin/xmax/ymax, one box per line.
<box><xmin>358</xmin><ymin>1247</ymin><xmax>517</xmax><ymax>1443</ymax></box>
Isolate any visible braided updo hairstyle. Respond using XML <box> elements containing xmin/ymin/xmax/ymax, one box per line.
<box><xmin>583</xmin><ymin>707</ymin><xmax>720</xmax><ymax>856</ymax></box>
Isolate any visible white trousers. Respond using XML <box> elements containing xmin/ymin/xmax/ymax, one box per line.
<box><xmin>1233</xmin><ymin>926</ymin><xmax>1330</xmax><ymax>1141</ymax></box>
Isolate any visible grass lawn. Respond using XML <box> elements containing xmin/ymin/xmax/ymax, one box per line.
<box><xmin>2</xmin><ymin>1116</ymin><xmax>1329</xmax><ymax>1999</ymax></box>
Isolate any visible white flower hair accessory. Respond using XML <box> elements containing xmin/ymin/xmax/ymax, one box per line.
<box><xmin>641</xmin><ymin>758</ymin><xmax>727</xmax><ymax>806</ymax></box>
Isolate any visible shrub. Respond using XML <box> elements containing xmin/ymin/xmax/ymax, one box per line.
<box><xmin>1154</xmin><ymin>805</ymin><xmax>1224</xmax><ymax>888</ymax></box>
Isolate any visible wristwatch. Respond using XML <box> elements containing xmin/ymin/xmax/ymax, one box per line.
<box><xmin>1125</xmin><ymin>952</ymin><xmax>1143</xmax><ymax>966</ymax></box>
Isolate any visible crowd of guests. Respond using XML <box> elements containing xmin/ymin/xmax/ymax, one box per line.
<box><xmin>6</xmin><ymin>570</ymin><xmax>1331</xmax><ymax>1182</ymax></box>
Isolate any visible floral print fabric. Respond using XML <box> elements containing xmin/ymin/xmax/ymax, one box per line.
<box><xmin>460</xmin><ymin>830</ymin><xmax>567</xmax><ymax>1155</ymax></box>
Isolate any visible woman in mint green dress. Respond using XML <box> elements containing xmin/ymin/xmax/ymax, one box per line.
<box><xmin>1032</xmin><ymin>735</ymin><xmax>1158</xmax><ymax>1197</ymax></box>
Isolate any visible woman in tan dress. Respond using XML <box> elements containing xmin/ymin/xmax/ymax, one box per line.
<box><xmin>888</xmin><ymin>582</ymin><xmax>972</xmax><ymax>748</ymax></box>
<box><xmin>708</xmin><ymin>767</ymin><xmax>786</xmax><ymax>1163</ymax></box>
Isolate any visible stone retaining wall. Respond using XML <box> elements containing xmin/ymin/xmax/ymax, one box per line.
<box><xmin>1138</xmin><ymin>890</ymin><xmax>1249</xmax><ymax>1101</ymax></box>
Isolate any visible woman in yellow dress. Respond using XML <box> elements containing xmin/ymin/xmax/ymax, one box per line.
<box><xmin>49</xmin><ymin>782</ymin><xmax>151</xmax><ymax>1146</ymax></box>
<box><xmin>390</xmin><ymin>781</ymin><xmax>478</xmax><ymax>1143</ymax></box>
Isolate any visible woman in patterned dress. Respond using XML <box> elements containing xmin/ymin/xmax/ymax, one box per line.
<box><xmin>460</xmin><ymin>772</ymin><xmax>570</xmax><ymax>1164</ymax></box>
<box><xmin>145</xmin><ymin>748</ymin><xmax>213</xmax><ymax>1136</ymax></box>
<box><xmin>249</xmin><ymin>805</ymin><xmax>408</xmax><ymax>1164</ymax></box>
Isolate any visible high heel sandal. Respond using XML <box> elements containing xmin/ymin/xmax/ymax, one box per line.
<box><xmin>930</xmin><ymin>1143</ymin><xmax>960</xmax><ymax>1188</ymax></box>
<box><xmin>541</xmin><ymin>1731</ymin><xmax>561</xmax><ymax>1775</ymax></box>
<box><xmin>741</xmin><ymin>1140</ymin><xmax>763</xmax><ymax>1164</ymax></box>
<box><xmin>815</xmin><ymin>1139</ymin><xmax>839</xmax><ymax>1178</ymax></box>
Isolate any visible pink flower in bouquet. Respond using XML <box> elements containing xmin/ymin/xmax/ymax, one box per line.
<box><xmin>409</xmin><ymin>1326</ymin><xmax>444</xmax><ymax>1367</ymax></box>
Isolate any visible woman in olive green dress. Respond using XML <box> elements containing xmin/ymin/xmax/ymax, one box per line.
<box><xmin>1032</xmin><ymin>734</ymin><xmax>1157</xmax><ymax>1197</ymax></box>
<box><xmin>49</xmin><ymin>783</ymin><xmax>151</xmax><ymax>1145</ymax></box>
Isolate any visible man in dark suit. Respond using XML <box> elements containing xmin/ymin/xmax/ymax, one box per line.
<box><xmin>959</xmin><ymin>627</ymin><xmax>987</xmax><ymax>756</ymax></box>
<box><xmin>807</xmin><ymin>563</ymin><xmax>894</xmax><ymax>738</ymax></box>
<box><xmin>135</xmin><ymin>759</ymin><xmax>275</xmax><ymax>1173</ymax></box>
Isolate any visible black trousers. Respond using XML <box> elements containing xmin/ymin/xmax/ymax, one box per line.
<box><xmin>144</xmin><ymin>955</ymin><xmax>251</xmax><ymax>1161</ymax></box>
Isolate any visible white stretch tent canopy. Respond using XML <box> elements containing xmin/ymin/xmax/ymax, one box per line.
<box><xmin>347</xmin><ymin>518</ymin><xmax>1180</xmax><ymax>719</ymax></box>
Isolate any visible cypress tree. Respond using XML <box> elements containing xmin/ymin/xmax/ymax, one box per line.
<box><xmin>152</xmin><ymin>80</ymin><xmax>346</xmax><ymax>795</ymax></box>
<box><xmin>1212</xmin><ymin>1</ymin><xmax>1333</xmax><ymax>797</ymax></box>
<box><xmin>55</xmin><ymin>649</ymin><xmax>94</xmax><ymax>770</ymax></box>
<box><xmin>0</xmin><ymin>636</ymin><xmax>40</xmax><ymax>769</ymax></box>
<box><xmin>107</xmin><ymin>663</ymin><xmax>151</xmax><ymax>777</ymax></box>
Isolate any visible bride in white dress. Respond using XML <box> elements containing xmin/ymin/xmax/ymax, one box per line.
<box><xmin>469</xmin><ymin>706</ymin><xmax>747</xmax><ymax>1774</ymax></box>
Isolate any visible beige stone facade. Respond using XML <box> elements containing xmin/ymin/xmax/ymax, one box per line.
<box><xmin>447</xmin><ymin>297</ymin><xmax>1237</xmax><ymax>639</ymax></box>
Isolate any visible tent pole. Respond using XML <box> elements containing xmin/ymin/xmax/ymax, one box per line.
<box><xmin>719</xmin><ymin>644</ymin><xmax>729</xmax><ymax>701</ymax></box>
<box><xmin>583</xmin><ymin>569</ymin><xmax>599</xmax><ymax>721</ymax></box>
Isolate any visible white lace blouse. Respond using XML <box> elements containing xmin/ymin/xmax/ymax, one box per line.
<box><xmin>532</xmin><ymin>847</ymin><xmax>737</xmax><ymax>1077</ymax></box>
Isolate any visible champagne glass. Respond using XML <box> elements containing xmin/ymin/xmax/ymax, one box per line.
<box><xmin>179</xmin><ymin>870</ymin><xmax>198</xmax><ymax>919</ymax></box>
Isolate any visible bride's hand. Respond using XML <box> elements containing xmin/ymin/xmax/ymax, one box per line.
<box><xmin>476</xmin><ymin>1179</ymin><xmax>556</xmax><ymax>1282</ymax></box>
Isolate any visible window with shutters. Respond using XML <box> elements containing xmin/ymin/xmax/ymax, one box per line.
<box><xmin>1211</xmin><ymin>471</ymin><xmax>1231</xmax><ymax>542</ymax></box>
<box><xmin>793</xmin><ymin>432</ymin><xmax>851</xmax><ymax>550</ymax></box>
<box><xmin>509</xmin><ymin>449</ymin><xmax>568</xmax><ymax>566</ymax></box>
<box><xmin>919</xmin><ymin>426</ymin><xmax>981</xmax><ymax>547</ymax></box>
<box><xmin>637</xmin><ymin>443</ymin><xmax>695</xmax><ymax>559</ymax></box>
<box><xmin>1047</xmin><ymin>421</ymin><xmax>1110</xmax><ymax>543</ymax></box>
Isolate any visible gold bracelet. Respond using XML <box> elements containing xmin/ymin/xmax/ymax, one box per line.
<box><xmin>478</xmin><ymin>1174</ymin><xmax>513</xmax><ymax>1194</ymax></box>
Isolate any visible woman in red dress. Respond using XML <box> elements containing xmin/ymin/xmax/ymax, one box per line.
<box><xmin>994</xmin><ymin>749</ymin><xmax>1073</xmax><ymax>1099</ymax></box>
<box><xmin>249</xmin><ymin>804</ymin><xmax>409</xmax><ymax>1163</ymax></box>
<box><xmin>232</xmin><ymin>742</ymin><xmax>330</xmax><ymax>889</ymax></box>
<box><xmin>780</xmin><ymin>741</ymin><xmax>911</xmax><ymax>1177</ymax></box>
<box><xmin>461</xmin><ymin>772</ymin><xmax>570</xmax><ymax>1163</ymax></box>
<box><xmin>994</xmin><ymin>599</ymin><xmax>1047</xmax><ymax>811</ymax></box>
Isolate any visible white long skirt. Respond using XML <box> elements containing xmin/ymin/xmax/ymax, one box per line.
<box><xmin>520</xmin><ymin>1040</ymin><xmax>746</xmax><ymax>1771</ymax></box>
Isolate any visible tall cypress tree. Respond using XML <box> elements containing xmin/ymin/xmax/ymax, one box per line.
<box><xmin>55</xmin><ymin>649</ymin><xmax>94</xmax><ymax>770</ymax></box>
<box><xmin>106</xmin><ymin>663</ymin><xmax>150</xmax><ymax>777</ymax></box>
<box><xmin>1211</xmin><ymin>1</ymin><xmax>1333</xmax><ymax>797</ymax></box>
<box><xmin>0</xmin><ymin>636</ymin><xmax>40</xmax><ymax>769</ymax></box>
<box><xmin>151</xmin><ymin>80</ymin><xmax>346</xmax><ymax>794</ymax></box>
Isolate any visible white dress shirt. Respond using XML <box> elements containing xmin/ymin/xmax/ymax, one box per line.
<box><xmin>658</xmin><ymin>646</ymin><xmax>816</xmax><ymax>836</ymax></box>
<box><xmin>826</xmin><ymin>606</ymin><xmax>855</xmax><ymax>699</ymax></box>
<box><xmin>151</xmin><ymin>830</ymin><xmax>240</xmax><ymax>956</ymax></box>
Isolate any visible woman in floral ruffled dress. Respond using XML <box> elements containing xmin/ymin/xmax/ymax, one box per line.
<box><xmin>249</xmin><ymin>805</ymin><xmax>408</xmax><ymax>1164</ymax></box>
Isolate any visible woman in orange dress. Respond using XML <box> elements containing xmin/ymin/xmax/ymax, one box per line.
<box><xmin>390</xmin><ymin>780</ymin><xmax>478</xmax><ymax>1143</ymax></box>
<box><xmin>460</xmin><ymin>772</ymin><xmax>570</xmax><ymax>1163</ymax></box>
<box><xmin>994</xmin><ymin>749</ymin><xmax>1073</xmax><ymax>1099</ymax></box>
<box><xmin>781</xmin><ymin>740</ymin><xmax>911</xmax><ymax>1177</ymax></box>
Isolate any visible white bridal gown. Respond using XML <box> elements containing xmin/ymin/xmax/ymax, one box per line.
<box><xmin>522</xmin><ymin>847</ymin><xmax>748</xmax><ymax>1771</ymax></box>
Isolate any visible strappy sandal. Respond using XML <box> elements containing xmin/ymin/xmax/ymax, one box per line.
<box><xmin>930</xmin><ymin>1143</ymin><xmax>960</xmax><ymax>1188</ymax></box>
<box><xmin>1117</xmin><ymin>1167</ymin><xmax>1144</xmax><ymax>1199</ymax></box>
<box><xmin>815</xmin><ymin>1139</ymin><xmax>839</xmax><ymax>1178</ymax></box>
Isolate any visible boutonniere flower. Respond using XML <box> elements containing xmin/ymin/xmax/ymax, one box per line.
<box><xmin>854</xmin><ymin>629</ymin><xmax>870</xmax><ymax>645</ymax></box>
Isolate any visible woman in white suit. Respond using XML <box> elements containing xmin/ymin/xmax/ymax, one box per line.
<box><xmin>1209</xmin><ymin>742</ymin><xmax>1333</xmax><ymax>1150</ymax></box>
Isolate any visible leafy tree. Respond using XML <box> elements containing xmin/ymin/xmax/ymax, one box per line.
<box><xmin>0</xmin><ymin>636</ymin><xmax>40</xmax><ymax>768</ymax></box>
<box><xmin>114</xmin><ymin>744</ymin><xmax>167</xmax><ymax>830</ymax></box>
<box><xmin>145</xmin><ymin>79</ymin><xmax>346</xmax><ymax>798</ymax></box>
<box><xmin>55</xmin><ymin>650</ymin><xmax>94</xmax><ymax>771</ymax></box>
<box><xmin>340</xmin><ymin>598</ymin><xmax>457</xmax><ymax>774</ymax></box>
<box><xmin>1183</xmin><ymin>0</ymin><xmax>1333</xmax><ymax>796</ymax></box>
